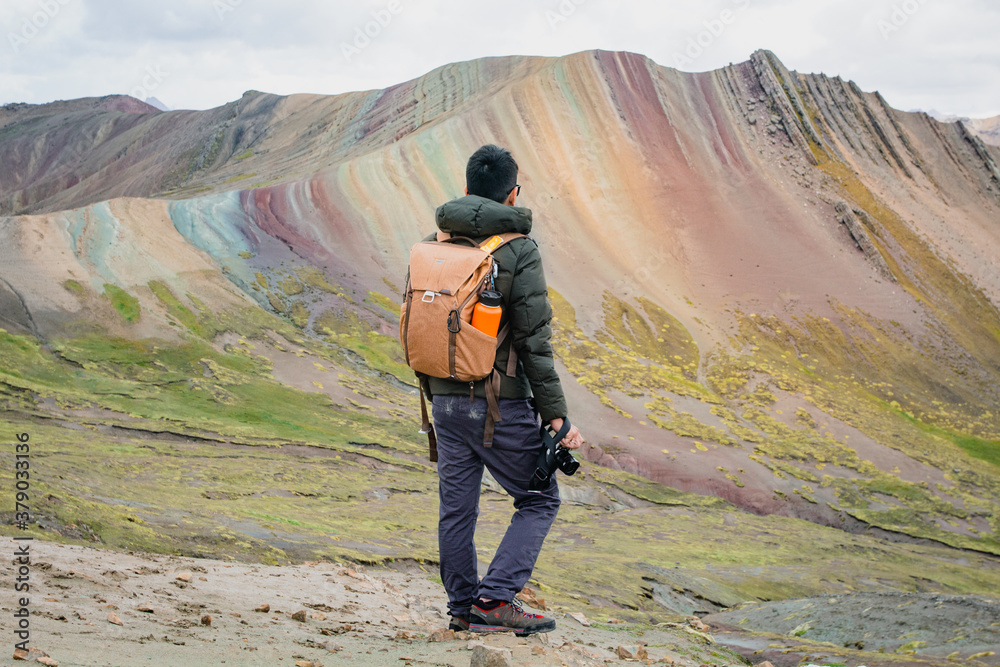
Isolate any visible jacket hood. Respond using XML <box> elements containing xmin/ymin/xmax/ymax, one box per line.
<box><xmin>435</xmin><ymin>195</ymin><xmax>533</xmax><ymax>237</ymax></box>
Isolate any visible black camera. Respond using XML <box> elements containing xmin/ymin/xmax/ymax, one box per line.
<box><xmin>529</xmin><ymin>419</ymin><xmax>580</xmax><ymax>491</ymax></box>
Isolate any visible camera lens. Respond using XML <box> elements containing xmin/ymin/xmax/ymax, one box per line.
<box><xmin>554</xmin><ymin>446</ymin><xmax>580</xmax><ymax>476</ymax></box>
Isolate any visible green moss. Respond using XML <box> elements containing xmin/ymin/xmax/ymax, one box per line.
<box><xmin>706</xmin><ymin>354</ymin><xmax>752</xmax><ymax>397</ymax></box>
<box><xmin>297</xmin><ymin>266</ymin><xmax>344</xmax><ymax>295</ymax></box>
<box><xmin>897</xmin><ymin>409</ymin><xmax>1000</xmax><ymax>469</ymax></box>
<box><xmin>223</xmin><ymin>172</ymin><xmax>257</xmax><ymax>184</ymax></box>
<box><xmin>278</xmin><ymin>276</ymin><xmax>305</xmax><ymax>296</ymax></box>
<box><xmin>744</xmin><ymin>384</ymin><xmax>777</xmax><ymax>407</ymax></box>
<box><xmin>366</xmin><ymin>291</ymin><xmax>400</xmax><ymax>320</ymax></box>
<box><xmin>63</xmin><ymin>279</ymin><xmax>85</xmax><ymax>295</ymax></box>
<box><xmin>584</xmin><ymin>465</ymin><xmax>729</xmax><ymax>508</ymax></box>
<box><xmin>289</xmin><ymin>302</ymin><xmax>310</xmax><ymax>329</ymax></box>
<box><xmin>773</xmin><ymin>462</ymin><xmax>819</xmax><ymax>483</ymax></box>
<box><xmin>103</xmin><ymin>284</ymin><xmax>140</xmax><ymax>322</ymax></box>
<box><xmin>149</xmin><ymin>280</ymin><xmax>207</xmax><ymax>337</ymax></box>
<box><xmin>646</xmin><ymin>397</ymin><xmax>736</xmax><ymax>446</ymax></box>
<box><xmin>202</xmin><ymin>129</ymin><xmax>225</xmax><ymax>171</ymax></box>
<box><xmin>549</xmin><ymin>289</ymin><xmax>715</xmax><ymax>411</ymax></box>
<box><xmin>315</xmin><ymin>308</ymin><xmax>410</xmax><ymax>380</ymax></box>
<box><xmin>636</xmin><ymin>297</ymin><xmax>699</xmax><ymax>372</ymax></box>
<box><xmin>598</xmin><ymin>293</ymin><xmax>698</xmax><ymax>379</ymax></box>
<box><xmin>266</xmin><ymin>291</ymin><xmax>287</xmax><ymax>313</ymax></box>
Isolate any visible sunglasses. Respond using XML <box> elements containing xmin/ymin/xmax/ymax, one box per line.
<box><xmin>513</xmin><ymin>184</ymin><xmax>521</xmax><ymax>196</ymax></box>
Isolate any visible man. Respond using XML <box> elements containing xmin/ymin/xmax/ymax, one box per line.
<box><xmin>423</xmin><ymin>144</ymin><xmax>584</xmax><ymax>635</ymax></box>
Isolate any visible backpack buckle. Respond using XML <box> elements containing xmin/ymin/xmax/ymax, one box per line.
<box><xmin>422</xmin><ymin>291</ymin><xmax>438</xmax><ymax>303</ymax></box>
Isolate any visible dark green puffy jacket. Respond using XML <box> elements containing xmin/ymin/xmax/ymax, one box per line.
<box><xmin>420</xmin><ymin>195</ymin><xmax>568</xmax><ymax>422</ymax></box>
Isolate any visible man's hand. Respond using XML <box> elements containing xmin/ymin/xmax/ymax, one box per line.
<box><xmin>548</xmin><ymin>417</ymin><xmax>584</xmax><ymax>450</ymax></box>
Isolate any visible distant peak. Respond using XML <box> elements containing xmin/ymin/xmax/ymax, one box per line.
<box><xmin>105</xmin><ymin>95</ymin><xmax>163</xmax><ymax>114</ymax></box>
<box><xmin>144</xmin><ymin>97</ymin><xmax>170</xmax><ymax>112</ymax></box>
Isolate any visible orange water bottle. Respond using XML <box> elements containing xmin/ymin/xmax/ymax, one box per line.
<box><xmin>472</xmin><ymin>290</ymin><xmax>503</xmax><ymax>338</ymax></box>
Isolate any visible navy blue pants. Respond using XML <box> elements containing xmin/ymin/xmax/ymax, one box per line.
<box><xmin>432</xmin><ymin>395</ymin><xmax>560</xmax><ymax>617</ymax></box>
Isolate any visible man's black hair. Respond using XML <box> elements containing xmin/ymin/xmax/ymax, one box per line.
<box><xmin>466</xmin><ymin>144</ymin><xmax>518</xmax><ymax>204</ymax></box>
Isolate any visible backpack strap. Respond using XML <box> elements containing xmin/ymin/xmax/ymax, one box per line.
<box><xmin>479</xmin><ymin>233</ymin><xmax>529</xmax><ymax>255</ymax></box>
<box><xmin>482</xmin><ymin>322</ymin><xmax>519</xmax><ymax>446</ymax></box>
<box><xmin>416</xmin><ymin>373</ymin><xmax>438</xmax><ymax>463</ymax></box>
<box><xmin>485</xmin><ymin>234</ymin><xmax>527</xmax><ymax>378</ymax></box>
<box><xmin>434</xmin><ymin>231</ymin><xmax>529</xmax><ymax>255</ymax></box>
<box><xmin>402</xmin><ymin>270</ymin><xmax>414</xmax><ymax>367</ymax></box>
<box><xmin>506</xmin><ymin>342</ymin><xmax>519</xmax><ymax>378</ymax></box>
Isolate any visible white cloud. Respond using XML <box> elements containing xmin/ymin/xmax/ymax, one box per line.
<box><xmin>0</xmin><ymin>0</ymin><xmax>997</xmax><ymax>117</ymax></box>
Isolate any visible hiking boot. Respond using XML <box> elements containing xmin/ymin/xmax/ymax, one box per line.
<box><xmin>470</xmin><ymin>598</ymin><xmax>556</xmax><ymax>635</ymax></box>
<box><xmin>448</xmin><ymin>613</ymin><xmax>471</xmax><ymax>632</ymax></box>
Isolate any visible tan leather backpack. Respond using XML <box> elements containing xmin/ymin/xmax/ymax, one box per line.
<box><xmin>400</xmin><ymin>231</ymin><xmax>527</xmax><ymax>460</ymax></box>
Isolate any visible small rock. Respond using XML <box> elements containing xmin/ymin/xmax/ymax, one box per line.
<box><xmin>36</xmin><ymin>658</ymin><xmax>58</xmax><ymax>666</ymax></box>
<box><xmin>201</xmin><ymin>615</ymin><xmax>211</xmax><ymax>627</ymax></box>
<box><xmin>137</xmin><ymin>605</ymin><xmax>154</xmax><ymax>613</ymax></box>
<box><xmin>107</xmin><ymin>612</ymin><xmax>123</xmax><ymax>626</ymax></box>
<box><xmin>636</xmin><ymin>644</ymin><xmax>648</xmax><ymax>660</ymax></box>
<box><xmin>687</xmin><ymin>616</ymin><xmax>710</xmax><ymax>632</ymax></box>
<box><xmin>394</xmin><ymin>630</ymin><xmax>416</xmax><ymax>640</ymax></box>
<box><xmin>427</xmin><ymin>628</ymin><xmax>456</xmax><ymax>642</ymax></box>
<box><xmin>516</xmin><ymin>586</ymin><xmax>547</xmax><ymax>611</ymax></box>
<box><xmin>199</xmin><ymin>576</ymin><xmax>207</xmax><ymax>581</ymax></box>
<box><xmin>13</xmin><ymin>648</ymin><xmax>29</xmax><ymax>660</ymax></box>
<box><xmin>294</xmin><ymin>662</ymin><xmax>314</xmax><ymax>667</ymax></box>
<box><xmin>758</xmin><ymin>662</ymin><xmax>775</xmax><ymax>667</ymax></box>
<box><xmin>470</xmin><ymin>645</ymin><xmax>513</xmax><ymax>667</ymax></box>
<box><xmin>310</xmin><ymin>612</ymin><xmax>327</xmax><ymax>621</ymax></box>
<box><xmin>255</xmin><ymin>604</ymin><xmax>270</xmax><ymax>613</ymax></box>
<box><xmin>291</xmin><ymin>610</ymin><xmax>307</xmax><ymax>622</ymax></box>
<box><xmin>175</xmin><ymin>573</ymin><xmax>192</xmax><ymax>582</ymax></box>
<box><xmin>567</xmin><ymin>612</ymin><xmax>590</xmax><ymax>627</ymax></box>
<box><xmin>617</xmin><ymin>646</ymin><xmax>634</xmax><ymax>659</ymax></box>
<box><xmin>531</xmin><ymin>646</ymin><xmax>545</xmax><ymax>655</ymax></box>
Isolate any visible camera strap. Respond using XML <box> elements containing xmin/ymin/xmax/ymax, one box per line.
<box><xmin>540</xmin><ymin>419</ymin><xmax>572</xmax><ymax>454</ymax></box>
<box><xmin>530</xmin><ymin>418</ymin><xmax>573</xmax><ymax>492</ymax></box>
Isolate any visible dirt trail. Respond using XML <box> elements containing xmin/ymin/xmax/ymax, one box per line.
<box><xmin>7</xmin><ymin>538</ymin><xmax>743</xmax><ymax>666</ymax></box>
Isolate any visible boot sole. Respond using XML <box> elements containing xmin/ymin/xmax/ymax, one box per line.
<box><xmin>469</xmin><ymin>620</ymin><xmax>556</xmax><ymax>636</ymax></box>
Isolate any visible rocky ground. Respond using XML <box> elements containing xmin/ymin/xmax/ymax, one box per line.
<box><xmin>7</xmin><ymin>538</ymin><xmax>747</xmax><ymax>667</ymax></box>
<box><xmin>706</xmin><ymin>593</ymin><xmax>1000</xmax><ymax>667</ymax></box>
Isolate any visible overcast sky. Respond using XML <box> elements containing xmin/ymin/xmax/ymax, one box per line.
<box><xmin>2</xmin><ymin>0</ymin><xmax>998</xmax><ymax>118</ymax></box>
